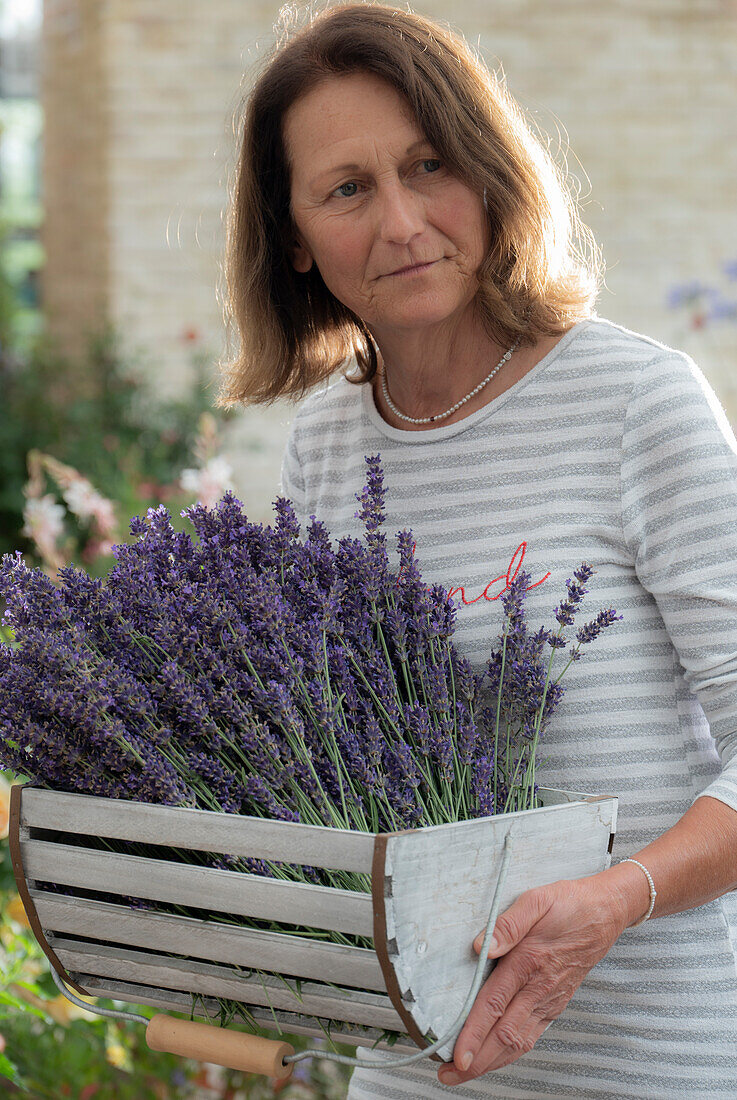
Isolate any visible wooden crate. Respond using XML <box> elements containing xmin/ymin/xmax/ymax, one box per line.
<box><xmin>9</xmin><ymin>784</ymin><xmax>617</xmax><ymax>1060</ymax></box>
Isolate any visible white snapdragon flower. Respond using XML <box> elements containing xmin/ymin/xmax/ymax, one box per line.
<box><xmin>62</xmin><ymin>480</ymin><xmax>117</xmax><ymax>535</ymax></box>
<box><xmin>62</xmin><ymin>479</ymin><xmax>99</xmax><ymax>518</ymax></box>
<box><xmin>21</xmin><ymin>494</ymin><xmax>65</xmax><ymax>560</ymax></box>
<box><xmin>180</xmin><ymin>455</ymin><xmax>234</xmax><ymax>510</ymax></box>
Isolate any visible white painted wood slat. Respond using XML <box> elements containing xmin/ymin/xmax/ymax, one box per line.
<box><xmin>21</xmin><ymin>788</ymin><xmax>374</xmax><ymax>872</ymax></box>
<box><xmin>30</xmin><ymin>890</ymin><xmax>387</xmax><ymax>991</ymax></box>
<box><xmin>74</xmin><ymin>975</ymin><xmax>417</xmax><ymax>1054</ymax></box>
<box><xmin>51</xmin><ymin>939</ymin><xmax>405</xmax><ymax>1032</ymax></box>
<box><xmin>21</xmin><ymin>840</ymin><xmax>374</xmax><ymax>936</ymax></box>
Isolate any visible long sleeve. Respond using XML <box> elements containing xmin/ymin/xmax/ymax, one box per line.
<box><xmin>619</xmin><ymin>349</ymin><xmax>737</xmax><ymax>812</ymax></box>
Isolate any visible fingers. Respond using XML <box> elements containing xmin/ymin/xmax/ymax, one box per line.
<box><xmin>473</xmin><ymin>885</ymin><xmax>552</xmax><ymax>958</ymax></box>
<box><xmin>471</xmin><ymin>990</ymin><xmax>551</xmax><ymax>1072</ymax></box>
<box><xmin>438</xmin><ymin>879</ymin><xmax>607</xmax><ymax>1087</ymax></box>
<box><xmin>455</xmin><ymin>948</ymin><xmax>532</xmax><ymax>1059</ymax></box>
<box><xmin>438</xmin><ymin>992</ymin><xmax>552</xmax><ymax>1086</ymax></box>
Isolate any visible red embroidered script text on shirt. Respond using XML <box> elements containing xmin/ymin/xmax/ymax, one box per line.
<box><xmin>396</xmin><ymin>541</ymin><xmax>551</xmax><ymax>606</ymax></box>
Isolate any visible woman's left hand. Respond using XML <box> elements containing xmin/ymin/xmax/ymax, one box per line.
<box><xmin>437</xmin><ymin>874</ymin><xmax>631</xmax><ymax>1087</ymax></box>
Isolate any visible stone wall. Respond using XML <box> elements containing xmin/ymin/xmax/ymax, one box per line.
<box><xmin>40</xmin><ymin>0</ymin><xmax>737</xmax><ymax>521</ymax></box>
<box><xmin>41</xmin><ymin>0</ymin><xmax>110</xmax><ymax>353</ymax></box>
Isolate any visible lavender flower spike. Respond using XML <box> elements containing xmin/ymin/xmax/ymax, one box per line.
<box><xmin>552</xmin><ymin>562</ymin><xmax>594</xmax><ymax>628</ymax></box>
<box><xmin>572</xmin><ymin>608</ymin><xmax>623</xmax><ymax>655</ymax></box>
<box><xmin>353</xmin><ymin>454</ymin><xmax>387</xmax><ymax>550</ymax></box>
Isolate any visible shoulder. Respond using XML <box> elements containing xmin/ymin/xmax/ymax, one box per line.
<box><xmin>577</xmin><ymin>314</ymin><xmax>691</xmax><ymax>365</ymax></box>
<box><xmin>575</xmin><ymin>314</ymin><xmax>708</xmax><ymax>399</ymax></box>
<box><xmin>588</xmin><ymin>321</ymin><xmax>737</xmax><ymax>450</ymax></box>
<box><xmin>286</xmin><ymin>365</ymin><xmax>365</xmax><ymax>435</ymax></box>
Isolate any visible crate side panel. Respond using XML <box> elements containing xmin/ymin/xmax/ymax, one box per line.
<box><xmin>384</xmin><ymin>798</ymin><xmax>616</xmax><ymax>1059</ymax></box>
<box><xmin>52</xmin><ymin>939</ymin><xmax>404</xmax><ymax>1032</ymax></box>
<box><xmin>21</xmin><ymin>788</ymin><xmax>375</xmax><ymax>872</ymax></box>
<box><xmin>31</xmin><ymin>890</ymin><xmax>386</xmax><ymax>991</ymax></box>
<box><xmin>21</xmin><ymin>840</ymin><xmax>374</xmax><ymax>936</ymax></box>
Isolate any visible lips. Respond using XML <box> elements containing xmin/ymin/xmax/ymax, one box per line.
<box><xmin>388</xmin><ymin>260</ymin><xmax>438</xmax><ymax>275</ymax></box>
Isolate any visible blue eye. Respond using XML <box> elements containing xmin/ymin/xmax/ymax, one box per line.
<box><xmin>331</xmin><ymin>158</ymin><xmax>443</xmax><ymax>199</ymax></box>
<box><xmin>335</xmin><ymin>181</ymin><xmax>360</xmax><ymax>199</ymax></box>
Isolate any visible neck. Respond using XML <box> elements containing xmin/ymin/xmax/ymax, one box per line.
<box><xmin>371</xmin><ymin>325</ymin><xmax>527</xmax><ymax>431</ymax></box>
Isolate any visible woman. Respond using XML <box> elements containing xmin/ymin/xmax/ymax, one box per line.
<box><xmin>217</xmin><ymin>4</ymin><xmax>737</xmax><ymax>1096</ymax></box>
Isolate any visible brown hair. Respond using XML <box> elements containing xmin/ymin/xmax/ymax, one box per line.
<box><xmin>216</xmin><ymin>1</ymin><xmax>604</xmax><ymax>409</ymax></box>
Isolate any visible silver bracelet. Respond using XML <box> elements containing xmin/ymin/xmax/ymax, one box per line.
<box><xmin>620</xmin><ymin>858</ymin><xmax>657</xmax><ymax>927</ymax></box>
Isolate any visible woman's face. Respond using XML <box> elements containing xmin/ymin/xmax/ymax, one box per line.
<box><xmin>283</xmin><ymin>70</ymin><xmax>491</xmax><ymax>340</ymax></box>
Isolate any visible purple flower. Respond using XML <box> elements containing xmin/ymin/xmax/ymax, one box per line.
<box><xmin>665</xmin><ymin>279</ymin><xmax>711</xmax><ymax>309</ymax></box>
<box><xmin>353</xmin><ymin>453</ymin><xmax>386</xmax><ymax>553</ymax></box>
<box><xmin>552</xmin><ymin>563</ymin><xmax>594</xmax><ymax>628</ymax></box>
<box><xmin>481</xmin><ymin>564</ymin><xmax>615</xmax><ymax>812</ymax></box>
<box><xmin>574</xmin><ymin>607</ymin><xmax>623</xmax><ymax>652</ymax></box>
<box><xmin>1</xmin><ymin>456</ymin><xmax>620</xmax><ymax>870</ymax></box>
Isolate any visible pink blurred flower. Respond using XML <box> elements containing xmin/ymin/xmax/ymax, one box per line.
<box><xmin>179</xmin><ymin>455</ymin><xmax>234</xmax><ymax>511</ymax></box>
<box><xmin>62</xmin><ymin>480</ymin><xmax>117</xmax><ymax>536</ymax></box>
<box><xmin>21</xmin><ymin>451</ymin><xmax>121</xmax><ymax>579</ymax></box>
<box><xmin>21</xmin><ymin>495</ymin><xmax>66</xmax><ymax>566</ymax></box>
<box><xmin>81</xmin><ymin>538</ymin><xmax>117</xmax><ymax>564</ymax></box>
<box><xmin>0</xmin><ymin>775</ymin><xmax>11</xmax><ymax>840</ymax></box>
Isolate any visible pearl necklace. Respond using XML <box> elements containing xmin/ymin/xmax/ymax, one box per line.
<box><xmin>380</xmin><ymin>334</ymin><xmax>524</xmax><ymax>425</ymax></box>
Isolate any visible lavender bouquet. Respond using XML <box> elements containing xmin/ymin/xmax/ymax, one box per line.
<box><xmin>0</xmin><ymin>454</ymin><xmax>620</xmax><ymax>1030</ymax></box>
<box><xmin>0</xmin><ymin>454</ymin><xmax>619</xmax><ymax>829</ymax></box>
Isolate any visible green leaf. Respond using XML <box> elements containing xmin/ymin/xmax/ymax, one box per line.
<box><xmin>9</xmin><ymin>978</ymin><xmax>43</xmax><ymax>994</ymax></box>
<box><xmin>0</xmin><ymin>1049</ymin><xmax>31</xmax><ymax>1092</ymax></box>
<box><xmin>0</xmin><ymin>989</ymin><xmax>49</xmax><ymax>1020</ymax></box>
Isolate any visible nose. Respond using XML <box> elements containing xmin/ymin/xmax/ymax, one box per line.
<box><xmin>375</xmin><ymin>178</ymin><xmax>426</xmax><ymax>245</ymax></box>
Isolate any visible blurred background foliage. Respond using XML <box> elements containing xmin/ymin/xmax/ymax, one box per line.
<box><xmin>0</xmin><ymin>275</ymin><xmax>234</xmax><ymax>566</ymax></box>
<box><xmin>0</xmin><ymin>319</ymin><xmax>231</xmax><ymax>563</ymax></box>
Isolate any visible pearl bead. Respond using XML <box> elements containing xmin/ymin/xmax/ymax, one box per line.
<box><xmin>380</xmin><ymin>335</ymin><xmax>523</xmax><ymax>425</ymax></box>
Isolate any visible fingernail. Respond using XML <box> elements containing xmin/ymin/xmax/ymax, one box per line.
<box><xmin>487</xmin><ymin>935</ymin><xmax>498</xmax><ymax>953</ymax></box>
<box><xmin>460</xmin><ymin>1051</ymin><xmax>473</xmax><ymax>1070</ymax></box>
<box><xmin>440</xmin><ymin>1070</ymin><xmax>461</xmax><ymax>1085</ymax></box>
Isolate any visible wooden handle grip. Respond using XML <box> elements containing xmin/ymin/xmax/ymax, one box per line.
<box><xmin>145</xmin><ymin>1014</ymin><xmax>295</xmax><ymax>1080</ymax></box>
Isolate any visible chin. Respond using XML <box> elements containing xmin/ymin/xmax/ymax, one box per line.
<box><xmin>383</xmin><ymin>297</ymin><xmax>462</xmax><ymax>326</ymax></box>
<box><xmin>394</xmin><ymin>312</ymin><xmax>462</xmax><ymax>331</ymax></box>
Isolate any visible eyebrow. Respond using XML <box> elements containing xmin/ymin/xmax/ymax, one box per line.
<box><xmin>309</xmin><ymin>139</ymin><xmax>434</xmax><ymax>187</ymax></box>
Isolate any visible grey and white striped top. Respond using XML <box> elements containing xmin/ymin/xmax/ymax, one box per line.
<box><xmin>278</xmin><ymin>315</ymin><xmax>737</xmax><ymax>1098</ymax></box>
